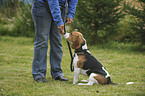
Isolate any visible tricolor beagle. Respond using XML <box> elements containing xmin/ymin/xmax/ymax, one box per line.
<box><xmin>64</xmin><ymin>31</ymin><xmax>115</xmax><ymax>85</ymax></box>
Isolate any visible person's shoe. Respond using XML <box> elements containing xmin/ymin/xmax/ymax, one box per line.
<box><xmin>55</xmin><ymin>76</ymin><xmax>69</xmax><ymax>81</ymax></box>
<box><xmin>35</xmin><ymin>77</ymin><xmax>47</xmax><ymax>83</ymax></box>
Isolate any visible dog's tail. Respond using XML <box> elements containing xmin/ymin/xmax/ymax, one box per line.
<box><xmin>107</xmin><ymin>77</ymin><xmax>134</xmax><ymax>85</ymax></box>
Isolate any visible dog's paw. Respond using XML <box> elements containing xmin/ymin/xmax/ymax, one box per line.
<box><xmin>81</xmin><ymin>80</ymin><xmax>88</xmax><ymax>82</ymax></box>
<box><xmin>77</xmin><ymin>83</ymin><xmax>84</xmax><ymax>85</ymax></box>
<box><xmin>77</xmin><ymin>83</ymin><xmax>91</xmax><ymax>85</ymax></box>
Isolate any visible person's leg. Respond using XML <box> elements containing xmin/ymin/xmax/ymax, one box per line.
<box><xmin>49</xmin><ymin>20</ymin><xmax>63</xmax><ymax>79</ymax></box>
<box><xmin>49</xmin><ymin>8</ymin><xmax>66</xmax><ymax>79</ymax></box>
<box><xmin>32</xmin><ymin>1</ymin><xmax>52</xmax><ymax>80</ymax></box>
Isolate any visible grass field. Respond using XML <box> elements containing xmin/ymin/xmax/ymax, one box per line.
<box><xmin>0</xmin><ymin>36</ymin><xmax>145</xmax><ymax>96</ymax></box>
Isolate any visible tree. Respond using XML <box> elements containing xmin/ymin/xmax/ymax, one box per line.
<box><xmin>123</xmin><ymin>0</ymin><xmax>145</xmax><ymax>45</ymax></box>
<box><xmin>0</xmin><ymin>0</ymin><xmax>19</xmax><ymax>17</ymax></box>
<box><xmin>0</xmin><ymin>0</ymin><xmax>34</xmax><ymax>37</ymax></box>
<box><xmin>70</xmin><ymin>0</ymin><xmax>124</xmax><ymax>45</ymax></box>
<box><xmin>12</xmin><ymin>0</ymin><xmax>34</xmax><ymax>37</ymax></box>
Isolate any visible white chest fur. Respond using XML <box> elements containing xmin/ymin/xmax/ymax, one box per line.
<box><xmin>73</xmin><ymin>53</ymin><xmax>79</xmax><ymax>68</ymax></box>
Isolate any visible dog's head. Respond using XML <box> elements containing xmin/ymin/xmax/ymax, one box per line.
<box><xmin>64</xmin><ymin>31</ymin><xmax>86</xmax><ymax>49</ymax></box>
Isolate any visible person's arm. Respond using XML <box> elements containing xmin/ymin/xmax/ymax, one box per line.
<box><xmin>48</xmin><ymin>0</ymin><xmax>64</xmax><ymax>27</ymax></box>
<box><xmin>47</xmin><ymin>0</ymin><xmax>64</xmax><ymax>34</ymax></box>
<box><xmin>47</xmin><ymin>0</ymin><xmax>78</xmax><ymax>34</ymax></box>
<box><xmin>67</xmin><ymin>0</ymin><xmax>78</xmax><ymax>24</ymax></box>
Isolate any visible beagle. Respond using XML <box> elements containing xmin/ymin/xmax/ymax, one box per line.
<box><xmin>64</xmin><ymin>31</ymin><xmax>115</xmax><ymax>85</ymax></box>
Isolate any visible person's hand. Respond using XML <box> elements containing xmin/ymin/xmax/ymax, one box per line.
<box><xmin>58</xmin><ymin>24</ymin><xmax>64</xmax><ymax>35</ymax></box>
<box><xmin>67</xmin><ymin>18</ymin><xmax>73</xmax><ymax>24</ymax></box>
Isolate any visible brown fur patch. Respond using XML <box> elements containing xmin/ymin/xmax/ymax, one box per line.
<box><xmin>71</xmin><ymin>36</ymin><xmax>82</xmax><ymax>49</ymax></box>
<box><xmin>67</xmin><ymin>31</ymin><xmax>85</xmax><ymax>49</ymax></box>
<box><xmin>77</xmin><ymin>55</ymin><xmax>86</xmax><ymax>68</ymax></box>
<box><xmin>93</xmin><ymin>73</ymin><xmax>107</xmax><ymax>84</ymax></box>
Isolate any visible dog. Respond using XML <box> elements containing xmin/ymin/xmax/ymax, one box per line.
<box><xmin>64</xmin><ymin>31</ymin><xmax>115</xmax><ymax>85</ymax></box>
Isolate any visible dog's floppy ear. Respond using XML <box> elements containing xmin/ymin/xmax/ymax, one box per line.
<box><xmin>71</xmin><ymin>36</ymin><xmax>83</xmax><ymax>49</ymax></box>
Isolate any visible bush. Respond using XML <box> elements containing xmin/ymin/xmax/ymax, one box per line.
<box><xmin>0</xmin><ymin>0</ymin><xmax>34</xmax><ymax>37</ymax></box>
<box><xmin>12</xmin><ymin>1</ymin><xmax>34</xmax><ymax>37</ymax></box>
<box><xmin>0</xmin><ymin>24</ymin><xmax>9</xmax><ymax>35</ymax></box>
<box><xmin>114</xmin><ymin>15</ymin><xmax>137</xmax><ymax>43</ymax></box>
<box><xmin>0</xmin><ymin>0</ymin><xmax>18</xmax><ymax>18</ymax></box>
<box><xmin>123</xmin><ymin>0</ymin><xmax>145</xmax><ymax>45</ymax></box>
<box><xmin>70</xmin><ymin>0</ymin><xmax>124</xmax><ymax>45</ymax></box>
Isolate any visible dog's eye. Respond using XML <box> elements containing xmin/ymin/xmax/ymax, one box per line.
<box><xmin>70</xmin><ymin>33</ymin><xmax>73</xmax><ymax>35</ymax></box>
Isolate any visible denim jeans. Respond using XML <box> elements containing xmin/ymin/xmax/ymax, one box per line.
<box><xmin>31</xmin><ymin>1</ymin><xmax>65</xmax><ymax>80</ymax></box>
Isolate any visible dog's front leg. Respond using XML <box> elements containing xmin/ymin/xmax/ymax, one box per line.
<box><xmin>73</xmin><ymin>68</ymin><xmax>81</xmax><ymax>84</ymax></box>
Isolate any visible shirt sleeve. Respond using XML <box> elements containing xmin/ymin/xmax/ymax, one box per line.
<box><xmin>48</xmin><ymin>0</ymin><xmax>64</xmax><ymax>27</ymax></box>
<box><xmin>67</xmin><ymin>0</ymin><xmax>78</xmax><ymax>19</ymax></box>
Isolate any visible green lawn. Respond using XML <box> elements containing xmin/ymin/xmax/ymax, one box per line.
<box><xmin>0</xmin><ymin>36</ymin><xmax>145</xmax><ymax>96</ymax></box>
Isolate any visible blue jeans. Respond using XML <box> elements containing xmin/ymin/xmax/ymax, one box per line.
<box><xmin>31</xmin><ymin>1</ymin><xmax>65</xmax><ymax>80</ymax></box>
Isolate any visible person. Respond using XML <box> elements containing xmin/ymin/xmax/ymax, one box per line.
<box><xmin>31</xmin><ymin>0</ymin><xmax>78</xmax><ymax>82</ymax></box>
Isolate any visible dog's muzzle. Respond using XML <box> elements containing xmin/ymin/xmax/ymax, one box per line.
<box><xmin>64</xmin><ymin>33</ymin><xmax>70</xmax><ymax>39</ymax></box>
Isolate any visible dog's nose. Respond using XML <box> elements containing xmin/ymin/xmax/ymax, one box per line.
<box><xmin>64</xmin><ymin>33</ymin><xmax>70</xmax><ymax>39</ymax></box>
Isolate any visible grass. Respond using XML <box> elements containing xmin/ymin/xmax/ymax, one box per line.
<box><xmin>0</xmin><ymin>36</ymin><xmax>145</xmax><ymax>96</ymax></box>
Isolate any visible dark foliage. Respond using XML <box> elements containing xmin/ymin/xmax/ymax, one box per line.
<box><xmin>12</xmin><ymin>2</ymin><xmax>34</xmax><ymax>37</ymax></box>
<box><xmin>0</xmin><ymin>0</ymin><xmax>19</xmax><ymax>17</ymax></box>
<box><xmin>70</xmin><ymin>0</ymin><xmax>124</xmax><ymax>45</ymax></box>
<box><xmin>123</xmin><ymin>0</ymin><xmax>145</xmax><ymax>45</ymax></box>
<box><xmin>0</xmin><ymin>0</ymin><xmax>34</xmax><ymax>37</ymax></box>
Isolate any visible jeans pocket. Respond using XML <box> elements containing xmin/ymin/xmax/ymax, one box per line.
<box><xmin>32</xmin><ymin>1</ymin><xmax>48</xmax><ymax>17</ymax></box>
